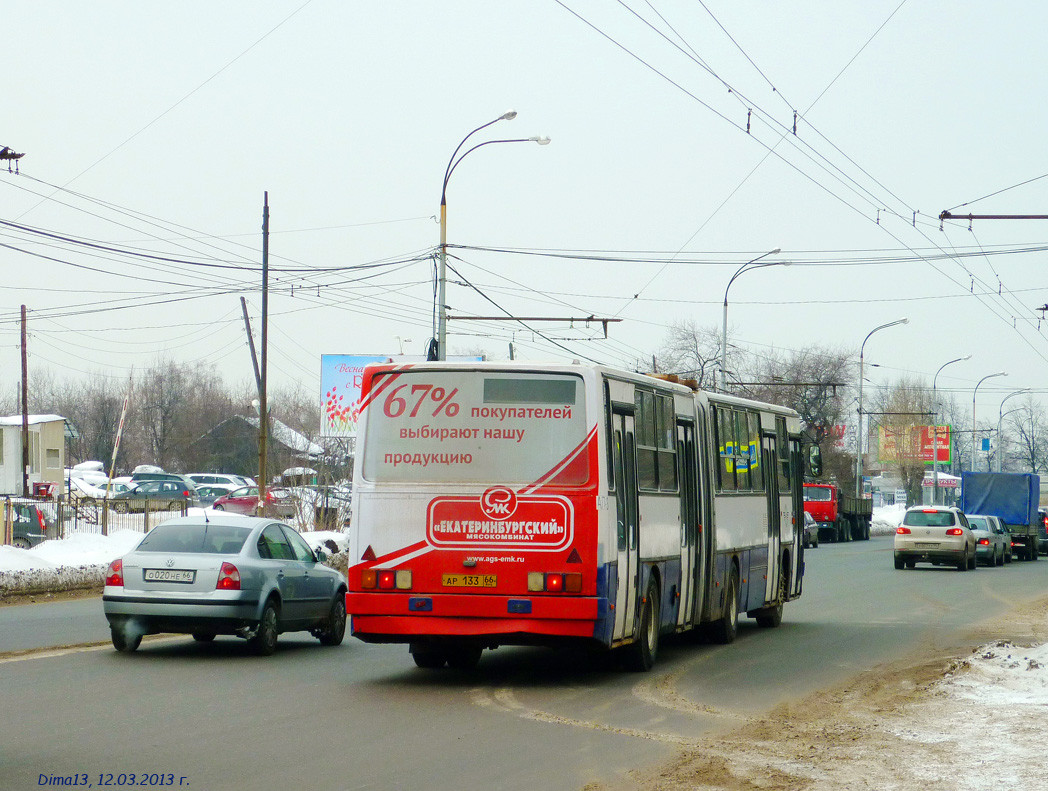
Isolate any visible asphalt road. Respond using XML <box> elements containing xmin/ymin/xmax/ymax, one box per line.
<box><xmin>2</xmin><ymin>536</ymin><xmax>1046</xmax><ymax>791</ymax></box>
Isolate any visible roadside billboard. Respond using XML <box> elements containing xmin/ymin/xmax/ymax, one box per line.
<box><xmin>320</xmin><ymin>354</ymin><xmax>482</xmax><ymax>438</ymax></box>
<box><xmin>877</xmin><ymin>424</ymin><xmax>951</xmax><ymax>464</ymax></box>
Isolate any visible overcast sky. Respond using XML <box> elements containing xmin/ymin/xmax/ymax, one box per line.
<box><xmin>3</xmin><ymin>1</ymin><xmax>1048</xmax><ymax>431</ymax></box>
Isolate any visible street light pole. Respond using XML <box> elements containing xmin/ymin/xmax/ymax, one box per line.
<box><xmin>996</xmin><ymin>389</ymin><xmax>1030</xmax><ymax>472</ymax></box>
<box><xmin>436</xmin><ymin>111</ymin><xmax>549</xmax><ymax>361</ymax></box>
<box><xmin>931</xmin><ymin>354</ymin><xmax>971</xmax><ymax>504</ymax></box>
<box><xmin>971</xmin><ymin>371</ymin><xmax>1007</xmax><ymax>471</ymax></box>
<box><xmin>720</xmin><ymin>249</ymin><xmax>783</xmax><ymax>391</ymax></box>
<box><xmin>855</xmin><ymin>318</ymin><xmax>909</xmax><ymax>498</ymax></box>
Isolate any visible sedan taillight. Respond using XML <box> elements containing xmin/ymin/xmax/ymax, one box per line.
<box><xmin>216</xmin><ymin>562</ymin><xmax>241</xmax><ymax>590</ymax></box>
<box><xmin>105</xmin><ymin>559</ymin><xmax>124</xmax><ymax>587</ymax></box>
<box><xmin>978</xmin><ymin>538</ymin><xmax>990</xmax><ymax>546</ymax></box>
<box><xmin>946</xmin><ymin>528</ymin><xmax>964</xmax><ymax>536</ymax></box>
<box><xmin>896</xmin><ymin>527</ymin><xmax>911</xmax><ymax>534</ymax></box>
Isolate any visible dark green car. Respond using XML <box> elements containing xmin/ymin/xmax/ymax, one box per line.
<box><xmin>109</xmin><ymin>480</ymin><xmax>196</xmax><ymax>514</ymax></box>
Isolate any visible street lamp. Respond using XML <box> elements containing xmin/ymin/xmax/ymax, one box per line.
<box><xmin>435</xmin><ymin>111</ymin><xmax>550</xmax><ymax>361</ymax></box>
<box><xmin>971</xmin><ymin>371</ymin><xmax>1007</xmax><ymax>470</ymax></box>
<box><xmin>931</xmin><ymin>354</ymin><xmax>971</xmax><ymax>504</ymax></box>
<box><xmin>720</xmin><ymin>249</ymin><xmax>784</xmax><ymax>390</ymax></box>
<box><xmin>855</xmin><ymin>318</ymin><xmax>909</xmax><ymax>498</ymax></box>
<box><xmin>996</xmin><ymin>388</ymin><xmax>1030</xmax><ymax>472</ymax></box>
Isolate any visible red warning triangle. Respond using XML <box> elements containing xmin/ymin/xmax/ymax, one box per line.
<box><xmin>566</xmin><ymin>548</ymin><xmax>582</xmax><ymax>564</ymax></box>
<box><xmin>361</xmin><ymin>545</ymin><xmax>376</xmax><ymax>561</ymax></box>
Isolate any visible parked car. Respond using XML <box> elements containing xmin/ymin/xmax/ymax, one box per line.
<box><xmin>802</xmin><ymin>511</ymin><xmax>818</xmax><ymax>549</ymax></box>
<box><xmin>130</xmin><ymin>471</ymin><xmax>199</xmax><ymax>494</ymax></box>
<box><xmin>6</xmin><ymin>502</ymin><xmax>50</xmax><ymax>549</ymax></box>
<box><xmin>965</xmin><ymin>514</ymin><xmax>1010</xmax><ymax>566</ymax></box>
<box><xmin>195</xmin><ymin>484</ymin><xmax>238</xmax><ymax>506</ymax></box>
<box><xmin>187</xmin><ymin>473</ymin><xmax>253</xmax><ymax>490</ymax></box>
<box><xmin>212</xmin><ymin>486</ymin><xmax>296</xmax><ymax>519</ymax></box>
<box><xmin>109</xmin><ymin>480</ymin><xmax>196</xmax><ymax>513</ymax></box>
<box><xmin>894</xmin><ymin>505</ymin><xmax>976</xmax><ymax>571</ymax></box>
<box><xmin>71</xmin><ymin>478</ymin><xmax>134</xmax><ymax>504</ymax></box>
<box><xmin>101</xmin><ymin>515</ymin><xmax>347</xmax><ymax>654</ymax></box>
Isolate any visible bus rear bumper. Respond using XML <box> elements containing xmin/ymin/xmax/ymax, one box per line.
<box><xmin>346</xmin><ymin>591</ymin><xmax>605</xmax><ymax>643</ymax></box>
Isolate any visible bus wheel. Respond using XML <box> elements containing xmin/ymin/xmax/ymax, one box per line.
<box><xmin>624</xmin><ymin>580</ymin><xmax>659</xmax><ymax>672</ymax></box>
<box><xmin>755</xmin><ymin>568</ymin><xmax>786</xmax><ymax>628</ymax></box>
<box><xmin>709</xmin><ymin>569</ymin><xmax>739</xmax><ymax>645</ymax></box>
<box><xmin>410</xmin><ymin>643</ymin><xmax>447</xmax><ymax>669</ymax></box>
<box><xmin>446</xmin><ymin>645</ymin><xmax>482</xmax><ymax>670</ymax></box>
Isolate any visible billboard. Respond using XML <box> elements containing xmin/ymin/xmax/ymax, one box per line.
<box><xmin>877</xmin><ymin>425</ymin><xmax>951</xmax><ymax>464</ymax></box>
<box><xmin>320</xmin><ymin>354</ymin><xmax>482</xmax><ymax>438</ymax></box>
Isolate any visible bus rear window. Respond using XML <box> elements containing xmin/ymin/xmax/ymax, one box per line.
<box><xmin>361</xmin><ymin>371</ymin><xmax>588</xmax><ymax>485</ymax></box>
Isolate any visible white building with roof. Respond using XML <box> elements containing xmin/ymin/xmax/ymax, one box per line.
<box><xmin>0</xmin><ymin>414</ymin><xmax>67</xmax><ymax>496</ymax></box>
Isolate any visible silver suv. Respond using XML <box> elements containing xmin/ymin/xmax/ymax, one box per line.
<box><xmin>894</xmin><ymin>505</ymin><xmax>976</xmax><ymax>571</ymax></box>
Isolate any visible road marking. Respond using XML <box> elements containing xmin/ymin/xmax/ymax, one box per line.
<box><xmin>489</xmin><ymin>688</ymin><xmax>692</xmax><ymax>745</ymax></box>
<box><xmin>0</xmin><ymin>635</ymin><xmax>184</xmax><ymax>664</ymax></box>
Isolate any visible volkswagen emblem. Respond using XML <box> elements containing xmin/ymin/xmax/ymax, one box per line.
<box><xmin>165</xmin><ymin>558</ymin><xmax>175</xmax><ymax>567</ymax></box>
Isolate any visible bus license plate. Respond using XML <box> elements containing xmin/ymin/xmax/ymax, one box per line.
<box><xmin>442</xmin><ymin>574</ymin><xmax>496</xmax><ymax>588</ymax></box>
<box><xmin>144</xmin><ymin>568</ymin><xmax>195</xmax><ymax>583</ymax></box>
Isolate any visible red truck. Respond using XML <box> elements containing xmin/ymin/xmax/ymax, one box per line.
<box><xmin>803</xmin><ymin>482</ymin><xmax>873</xmax><ymax>542</ymax></box>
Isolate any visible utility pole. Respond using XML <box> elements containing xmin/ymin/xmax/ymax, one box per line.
<box><xmin>20</xmin><ymin>305</ymin><xmax>29</xmax><ymax>497</ymax></box>
<box><xmin>240</xmin><ymin>297</ymin><xmax>263</xmax><ymax>395</ymax></box>
<box><xmin>257</xmin><ymin>194</ymin><xmax>270</xmax><ymax>515</ymax></box>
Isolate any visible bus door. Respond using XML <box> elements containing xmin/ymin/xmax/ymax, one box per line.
<box><xmin>694</xmin><ymin>402</ymin><xmax>715</xmax><ymax>623</ymax></box>
<box><xmin>677</xmin><ymin>420</ymin><xmax>699</xmax><ymax>628</ymax></box>
<box><xmin>612</xmin><ymin>409</ymin><xmax>639</xmax><ymax>641</ymax></box>
<box><xmin>790</xmin><ymin>435</ymin><xmax>804</xmax><ymax>598</ymax></box>
<box><xmin>762</xmin><ymin>432</ymin><xmax>783</xmax><ymax>603</ymax></box>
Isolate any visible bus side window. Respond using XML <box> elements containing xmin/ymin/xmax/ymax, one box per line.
<box><xmin>716</xmin><ymin>407</ymin><xmax>737</xmax><ymax>492</ymax></box>
<box><xmin>776</xmin><ymin>417</ymin><xmax>791</xmax><ymax>492</ymax></box>
<box><xmin>747</xmin><ymin>411</ymin><xmax>764</xmax><ymax>492</ymax></box>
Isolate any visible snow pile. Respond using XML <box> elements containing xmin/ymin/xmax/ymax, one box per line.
<box><xmin>871</xmin><ymin>503</ymin><xmax>906</xmax><ymax>536</ymax></box>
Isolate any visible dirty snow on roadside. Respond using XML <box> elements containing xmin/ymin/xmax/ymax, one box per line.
<box><xmin>0</xmin><ymin>510</ymin><xmax>349</xmax><ymax>596</ymax></box>
<box><xmin>878</xmin><ymin>641</ymin><xmax>1048</xmax><ymax>791</ymax></box>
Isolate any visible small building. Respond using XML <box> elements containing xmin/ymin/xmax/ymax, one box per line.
<box><xmin>193</xmin><ymin>416</ymin><xmax>324</xmax><ymax>481</ymax></box>
<box><xmin>0</xmin><ymin>414</ymin><xmax>67</xmax><ymax>496</ymax></box>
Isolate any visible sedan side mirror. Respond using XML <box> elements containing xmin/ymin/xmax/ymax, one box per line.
<box><xmin>314</xmin><ymin>548</ymin><xmax>330</xmax><ymax>563</ymax></box>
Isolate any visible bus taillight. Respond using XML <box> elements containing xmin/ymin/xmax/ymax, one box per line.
<box><xmin>527</xmin><ymin>572</ymin><xmax>582</xmax><ymax>593</ymax></box>
<box><xmin>361</xmin><ymin>569</ymin><xmax>412</xmax><ymax>590</ymax></box>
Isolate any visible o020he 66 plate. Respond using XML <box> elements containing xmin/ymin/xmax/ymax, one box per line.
<box><xmin>144</xmin><ymin>568</ymin><xmax>195</xmax><ymax>583</ymax></box>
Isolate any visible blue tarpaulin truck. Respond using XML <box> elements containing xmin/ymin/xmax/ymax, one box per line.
<box><xmin>960</xmin><ymin>472</ymin><xmax>1040</xmax><ymax>561</ymax></box>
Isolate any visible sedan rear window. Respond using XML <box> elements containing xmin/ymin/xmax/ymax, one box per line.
<box><xmin>903</xmin><ymin>510</ymin><xmax>957</xmax><ymax>527</ymax></box>
<box><xmin>136</xmin><ymin>523</ymin><xmax>252</xmax><ymax>554</ymax></box>
<box><xmin>967</xmin><ymin>517</ymin><xmax>987</xmax><ymax>530</ymax></box>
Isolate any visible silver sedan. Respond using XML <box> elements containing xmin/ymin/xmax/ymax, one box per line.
<box><xmin>102</xmin><ymin>515</ymin><xmax>346</xmax><ymax>654</ymax></box>
<box><xmin>966</xmin><ymin>514</ymin><xmax>1011</xmax><ymax>566</ymax></box>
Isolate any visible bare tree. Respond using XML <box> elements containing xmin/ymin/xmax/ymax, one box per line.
<box><xmin>655</xmin><ymin>319</ymin><xmax>722</xmax><ymax>389</ymax></box>
<box><xmin>745</xmin><ymin>344</ymin><xmax>854</xmax><ymax>486</ymax></box>
<box><xmin>873</xmin><ymin>378</ymin><xmax>933</xmax><ymax>506</ymax></box>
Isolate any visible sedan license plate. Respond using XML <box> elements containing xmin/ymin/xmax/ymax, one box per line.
<box><xmin>144</xmin><ymin>568</ymin><xmax>196</xmax><ymax>583</ymax></box>
<box><xmin>915</xmin><ymin>542</ymin><xmax>939</xmax><ymax>548</ymax></box>
<box><xmin>442</xmin><ymin>574</ymin><xmax>496</xmax><ymax>588</ymax></box>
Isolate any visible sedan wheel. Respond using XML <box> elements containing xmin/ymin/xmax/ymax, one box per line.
<box><xmin>317</xmin><ymin>597</ymin><xmax>347</xmax><ymax>646</ymax></box>
<box><xmin>251</xmin><ymin>601</ymin><xmax>279</xmax><ymax>656</ymax></box>
<box><xmin>113</xmin><ymin>502</ymin><xmax>129</xmax><ymax>514</ymax></box>
<box><xmin>192</xmin><ymin>632</ymin><xmax>216</xmax><ymax>643</ymax></box>
<box><xmin>12</xmin><ymin>537</ymin><xmax>31</xmax><ymax>550</ymax></box>
<box><xmin>213</xmin><ymin>504</ymin><xmax>224</xmax><ymax>511</ymax></box>
<box><xmin>111</xmin><ymin>628</ymin><xmax>141</xmax><ymax>653</ymax></box>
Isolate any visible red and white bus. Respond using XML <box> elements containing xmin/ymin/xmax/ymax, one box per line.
<box><xmin>346</xmin><ymin>361</ymin><xmax>808</xmax><ymax>671</ymax></box>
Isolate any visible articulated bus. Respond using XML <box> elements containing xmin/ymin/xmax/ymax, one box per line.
<box><xmin>346</xmin><ymin>361</ymin><xmax>810</xmax><ymax>671</ymax></box>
